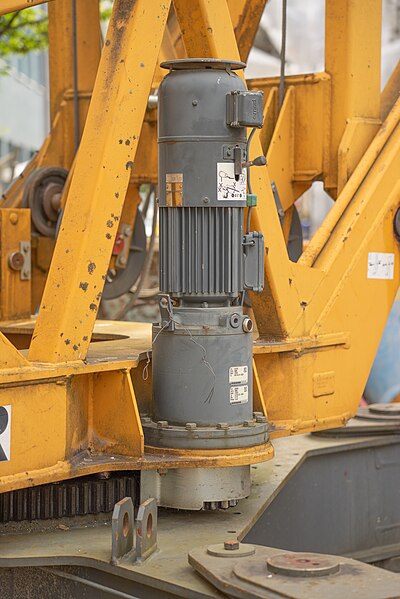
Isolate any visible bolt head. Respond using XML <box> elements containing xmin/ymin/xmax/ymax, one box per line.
<box><xmin>119</xmin><ymin>256</ymin><xmax>127</xmax><ymax>265</ymax></box>
<box><xmin>224</xmin><ymin>540</ymin><xmax>239</xmax><ymax>551</ymax></box>
<box><xmin>243</xmin><ymin>419</ymin><xmax>256</xmax><ymax>427</ymax></box>
<box><xmin>157</xmin><ymin>420</ymin><xmax>168</xmax><ymax>429</ymax></box>
<box><xmin>256</xmin><ymin>415</ymin><xmax>267</xmax><ymax>423</ymax></box>
<box><xmin>217</xmin><ymin>422</ymin><xmax>229</xmax><ymax>430</ymax></box>
<box><xmin>185</xmin><ymin>422</ymin><xmax>197</xmax><ymax>431</ymax></box>
<box><xmin>9</xmin><ymin>212</ymin><xmax>18</xmax><ymax>225</ymax></box>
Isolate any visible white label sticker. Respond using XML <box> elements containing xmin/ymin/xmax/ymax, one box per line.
<box><xmin>217</xmin><ymin>162</ymin><xmax>247</xmax><ymax>200</ymax></box>
<box><xmin>367</xmin><ymin>252</ymin><xmax>395</xmax><ymax>280</ymax></box>
<box><xmin>0</xmin><ymin>405</ymin><xmax>11</xmax><ymax>462</ymax></box>
<box><xmin>230</xmin><ymin>385</ymin><xmax>249</xmax><ymax>405</ymax></box>
<box><xmin>229</xmin><ymin>365</ymin><xmax>248</xmax><ymax>384</ymax></box>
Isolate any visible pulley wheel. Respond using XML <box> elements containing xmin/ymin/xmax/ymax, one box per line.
<box><xmin>22</xmin><ymin>166</ymin><xmax>68</xmax><ymax>237</ymax></box>
<box><xmin>103</xmin><ymin>208</ymin><xmax>147</xmax><ymax>300</ymax></box>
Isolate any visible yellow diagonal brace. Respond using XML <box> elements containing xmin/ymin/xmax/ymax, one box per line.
<box><xmin>29</xmin><ymin>0</ymin><xmax>171</xmax><ymax>363</ymax></box>
<box><xmin>173</xmin><ymin>0</ymin><xmax>302</xmax><ymax>337</ymax></box>
<box><xmin>0</xmin><ymin>0</ymin><xmax>54</xmax><ymax>15</ymax></box>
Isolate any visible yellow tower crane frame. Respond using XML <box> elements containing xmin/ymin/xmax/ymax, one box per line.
<box><xmin>0</xmin><ymin>0</ymin><xmax>398</xmax><ymax>496</ymax></box>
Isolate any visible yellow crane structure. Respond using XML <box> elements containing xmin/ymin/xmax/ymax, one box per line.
<box><xmin>0</xmin><ymin>0</ymin><xmax>399</xmax><ymax>597</ymax></box>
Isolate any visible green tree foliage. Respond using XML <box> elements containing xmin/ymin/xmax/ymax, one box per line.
<box><xmin>0</xmin><ymin>2</ymin><xmax>113</xmax><ymax>59</ymax></box>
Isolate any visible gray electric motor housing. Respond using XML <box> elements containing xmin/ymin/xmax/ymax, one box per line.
<box><xmin>145</xmin><ymin>59</ymin><xmax>267</xmax><ymax>451</ymax></box>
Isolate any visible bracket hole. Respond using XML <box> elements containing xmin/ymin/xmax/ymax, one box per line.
<box><xmin>123</xmin><ymin>512</ymin><xmax>130</xmax><ymax>538</ymax></box>
<box><xmin>147</xmin><ymin>513</ymin><xmax>153</xmax><ymax>538</ymax></box>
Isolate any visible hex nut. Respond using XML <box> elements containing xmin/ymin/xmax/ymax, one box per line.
<box><xmin>157</xmin><ymin>420</ymin><xmax>168</xmax><ymax>429</ymax></box>
<box><xmin>216</xmin><ymin>422</ymin><xmax>229</xmax><ymax>430</ymax></box>
<box><xmin>255</xmin><ymin>415</ymin><xmax>267</xmax><ymax>423</ymax></box>
<box><xmin>243</xmin><ymin>419</ymin><xmax>256</xmax><ymax>427</ymax></box>
<box><xmin>185</xmin><ymin>422</ymin><xmax>197</xmax><ymax>430</ymax></box>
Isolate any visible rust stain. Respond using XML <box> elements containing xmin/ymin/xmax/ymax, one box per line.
<box><xmin>88</xmin><ymin>262</ymin><xmax>96</xmax><ymax>275</ymax></box>
<box><xmin>79</xmin><ymin>282</ymin><xmax>89</xmax><ymax>292</ymax></box>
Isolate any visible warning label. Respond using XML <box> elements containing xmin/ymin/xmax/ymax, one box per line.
<box><xmin>217</xmin><ymin>162</ymin><xmax>246</xmax><ymax>200</ymax></box>
<box><xmin>230</xmin><ymin>385</ymin><xmax>249</xmax><ymax>405</ymax></box>
<box><xmin>229</xmin><ymin>365</ymin><xmax>248</xmax><ymax>384</ymax></box>
<box><xmin>0</xmin><ymin>405</ymin><xmax>11</xmax><ymax>462</ymax></box>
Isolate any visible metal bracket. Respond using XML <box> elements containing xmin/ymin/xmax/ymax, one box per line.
<box><xmin>111</xmin><ymin>497</ymin><xmax>135</xmax><ymax>565</ymax></box>
<box><xmin>111</xmin><ymin>496</ymin><xmax>158</xmax><ymax>565</ymax></box>
<box><xmin>136</xmin><ymin>497</ymin><xmax>158</xmax><ymax>561</ymax></box>
<box><xmin>158</xmin><ymin>293</ymin><xmax>175</xmax><ymax>331</ymax></box>
<box><xmin>20</xmin><ymin>241</ymin><xmax>31</xmax><ymax>280</ymax></box>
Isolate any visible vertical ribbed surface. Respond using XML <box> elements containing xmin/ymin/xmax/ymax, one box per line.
<box><xmin>160</xmin><ymin>207</ymin><xmax>243</xmax><ymax>296</ymax></box>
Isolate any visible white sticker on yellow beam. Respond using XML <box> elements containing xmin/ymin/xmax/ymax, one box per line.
<box><xmin>0</xmin><ymin>405</ymin><xmax>11</xmax><ymax>462</ymax></box>
<box><xmin>367</xmin><ymin>252</ymin><xmax>395</xmax><ymax>280</ymax></box>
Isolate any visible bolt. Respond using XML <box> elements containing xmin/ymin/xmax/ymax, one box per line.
<box><xmin>255</xmin><ymin>415</ymin><xmax>267</xmax><ymax>423</ymax></box>
<box><xmin>157</xmin><ymin>420</ymin><xmax>168</xmax><ymax>429</ymax></box>
<box><xmin>119</xmin><ymin>255</ymin><xmax>127</xmax><ymax>265</ymax></box>
<box><xmin>22</xmin><ymin>243</ymin><xmax>29</xmax><ymax>253</ymax></box>
<box><xmin>185</xmin><ymin>422</ymin><xmax>197</xmax><ymax>431</ymax></box>
<box><xmin>124</xmin><ymin>226</ymin><xmax>132</xmax><ymax>237</ymax></box>
<box><xmin>224</xmin><ymin>540</ymin><xmax>239</xmax><ymax>551</ymax></box>
<box><xmin>253</xmin><ymin>411</ymin><xmax>263</xmax><ymax>418</ymax></box>
<box><xmin>203</xmin><ymin>197</ymin><xmax>210</xmax><ymax>204</ymax></box>
<box><xmin>217</xmin><ymin>422</ymin><xmax>229</xmax><ymax>430</ymax></box>
<box><xmin>9</xmin><ymin>212</ymin><xmax>18</xmax><ymax>225</ymax></box>
<box><xmin>141</xmin><ymin>416</ymin><xmax>151</xmax><ymax>424</ymax></box>
<box><xmin>243</xmin><ymin>419</ymin><xmax>256</xmax><ymax>427</ymax></box>
<box><xmin>192</xmin><ymin>99</ymin><xmax>198</xmax><ymax>106</ymax></box>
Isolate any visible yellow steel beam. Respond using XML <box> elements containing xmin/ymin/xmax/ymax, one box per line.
<box><xmin>227</xmin><ymin>0</ymin><xmax>267</xmax><ymax>62</ymax></box>
<box><xmin>325</xmin><ymin>0</ymin><xmax>382</xmax><ymax>195</ymax></box>
<box><xmin>28</xmin><ymin>0</ymin><xmax>171</xmax><ymax>363</ymax></box>
<box><xmin>381</xmin><ymin>60</ymin><xmax>400</xmax><ymax>121</ymax></box>
<box><xmin>2</xmin><ymin>0</ymin><xmax>101</xmax><ymax>207</ymax></box>
<box><xmin>48</xmin><ymin>0</ymin><xmax>100</xmax><ymax>137</ymax></box>
<box><xmin>173</xmin><ymin>0</ymin><xmax>302</xmax><ymax>338</ymax></box>
<box><xmin>0</xmin><ymin>0</ymin><xmax>54</xmax><ymax>15</ymax></box>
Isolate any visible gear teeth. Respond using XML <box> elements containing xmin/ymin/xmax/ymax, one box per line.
<box><xmin>0</xmin><ymin>473</ymin><xmax>139</xmax><ymax>523</ymax></box>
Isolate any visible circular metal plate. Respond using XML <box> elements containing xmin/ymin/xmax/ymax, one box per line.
<box><xmin>368</xmin><ymin>403</ymin><xmax>400</xmax><ymax>416</ymax></box>
<box><xmin>103</xmin><ymin>209</ymin><xmax>146</xmax><ymax>300</ymax></box>
<box><xmin>207</xmin><ymin>543</ymin><xmax>255</xmax><ymax>558</ymax></box>
<box><xmin>160</xmin><ymin>58</ymin><xmax>246</xmax><ymax>71</ymax></box>
<box><xmin>22</xmin><ymin>166</ymin><xmax>68</xmax><ymax>237</ymax></box>
<box><xmin>356</xmin><ymin>404</ymin><xmax>400</xmax><ymax>422</ymax></box>
<box><xmin>266</xmin><ymin>552</ymin><xmax>340</xmax><ymax>577</ymax></box>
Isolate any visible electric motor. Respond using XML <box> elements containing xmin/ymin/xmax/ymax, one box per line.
<box><xmin>142</xmin><ymin>59</ymin><xmax>267</xmax><ymax>508</ymax></box>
